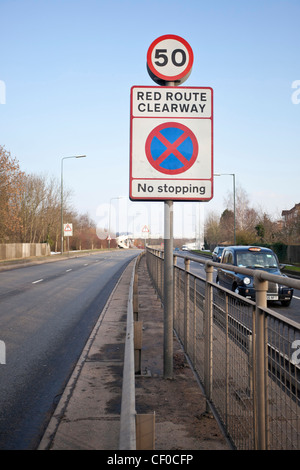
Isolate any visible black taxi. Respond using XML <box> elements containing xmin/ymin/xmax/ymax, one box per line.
<box><xmin>216</xmin><ymin>246</ymin><xmax>293</xmax><ymax>306</ymax></box>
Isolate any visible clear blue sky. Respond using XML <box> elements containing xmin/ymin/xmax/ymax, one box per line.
<box><xmin>1</xmin><ymin>0</ymin><xmax>299</xmax><ymax>238</ymax></box>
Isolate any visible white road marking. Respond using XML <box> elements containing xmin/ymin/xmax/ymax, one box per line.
<box><xmin>32</xmin><ymin>279</ymin><xmax>43</xmax><ymax>284</ymax></box>
<box><xmin>66</xmin><ymin>269</ymin><xmax>72</xmax><ymax>272</ymax></box>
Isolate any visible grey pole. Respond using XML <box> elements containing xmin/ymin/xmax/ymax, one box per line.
<box><xmin>233</xmin><ymin>173</ymin><xmax>236</xmax><ymax>245</ymax></box>
<box><xmin>61</xmin><ymin>158</ymin><xmax>64</xmax><ymax>254</ymax></box>
<box><xmin>163</xmin><ymin>80</ymin><xmax>175</xmax><ymax>379</ymax></box>
<box><xmin>164</xmin><ymin>199</ymin><xmax>174</xmax><ymax>378</ymax></box>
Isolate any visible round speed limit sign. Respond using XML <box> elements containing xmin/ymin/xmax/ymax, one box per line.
<box><xmin>147</xmin><ymin>34</ymin><xmax>194</xmax><ymax>85</ymax></box>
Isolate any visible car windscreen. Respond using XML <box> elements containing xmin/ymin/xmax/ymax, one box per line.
<box><xmin>236</xmin><ymin>251</ymin><xmax>279</xmax><ymax>269</ymax></box>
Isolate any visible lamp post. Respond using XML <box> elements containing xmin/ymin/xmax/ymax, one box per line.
<box><xmin>61</xmin><ymin>155</ymin><xmax>86</xmax><ymax>254</ymax></box>
<box><xmin>214</xmin><ymin>173</ymin><xmax>236</xmax><ymax>244</ymax></box>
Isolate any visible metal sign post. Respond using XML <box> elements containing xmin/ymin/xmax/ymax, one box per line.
<box><xmin>130</xmin><ymin>35</ymin><xmax>213</xmax><ymax>379</ymax></box>
<box><xmin>154</xmin><ymin>35</ymin><xmax>194</xmax><ymax>379</ymax></box>
<box><xmin>163</xmin><ymin>198</ymin><xmax>174</xmax><ymax>378</ymax></box>
<box><xmin>163</xmin><ymin>79</ymin><xmax>175</xmax><ymax>379</ymax></box>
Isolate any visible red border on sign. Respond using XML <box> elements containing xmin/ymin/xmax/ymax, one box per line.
<box><xmin>145</xmin><ymin>122</ymin><xmax>198</xmax><ymax>175</ymax></box>
<box><xmin>147</xmin><ymin>34</ymin><xmax>194</xmax><ymax>82</ymax></box>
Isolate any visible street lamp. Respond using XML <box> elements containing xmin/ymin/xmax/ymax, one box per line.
<box><xmin>214</xmin><ymin>173</ymin><xmax>236</xmax><ymax>244</ymax></box>
<box><xmin>61</xmin><ymin>155</ymin><xmax>86</xmax><ymax>254</ymax></box>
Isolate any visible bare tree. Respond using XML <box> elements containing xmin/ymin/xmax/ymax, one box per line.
<box><xmin>0</xmin><ymin>145</ymin><xmax>25</xmax><ymax>242</ymax></box>
<box><xmin>18</xmin><ymin>173</ymin><xmax>74</xmax><ymax>249</ymax></box>
<box><xmin>0</xmin><ymin>145</ymin><xmax>107</xmax><ymax>251</ymax></box>
<box><xmin>204</xmin><ymin>211</ymin><xmax>221</xmax><ymax>247</ymax></box>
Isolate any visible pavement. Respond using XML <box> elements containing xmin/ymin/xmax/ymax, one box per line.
<box><xmin>38</xmin><ymin>254</ymin><xmax>230</xmax><ymax>451</ymax></box>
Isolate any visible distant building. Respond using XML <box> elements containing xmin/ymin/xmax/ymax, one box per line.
<box><xmin>282</xmin><ymin>203</ymin><xmax>300</xmax><ymax>223</ymax></box>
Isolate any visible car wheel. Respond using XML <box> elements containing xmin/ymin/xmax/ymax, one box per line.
<box><xmin>281</xmin><ymin>300</ymin><xmax>291</xmax><ymax>307</ymax></box>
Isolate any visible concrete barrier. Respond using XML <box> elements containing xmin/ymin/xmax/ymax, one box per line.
<box><xmin>119</xmin><ymin>252</ymin><xmax>156</xmax><ymax>450</ymax></box>
<box><xmin>0</xmin><ymin>243</ymin><xmax>51</xmax><ymax>261</ymax></box>
<box><xmin>119</xmin><ymin>256</ymin><xmax>138</xmax><ymax>450</ymax></box>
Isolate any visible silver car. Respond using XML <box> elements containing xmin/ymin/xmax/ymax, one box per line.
<box><xmin>212</xmin><ymin>246</ymin><xmax>224</xmax><ymax>262</ymax></box>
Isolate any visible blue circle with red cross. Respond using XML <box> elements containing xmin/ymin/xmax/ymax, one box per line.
<box><xmin>145</xmin><ymin>122</ymin><xmax>198</xmax><ymax>175</ymax></box>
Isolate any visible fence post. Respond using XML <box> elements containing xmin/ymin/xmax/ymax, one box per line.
<box><xmin>253</xmin><ymin>274</ymin><xmax>268</xmax><ymax>450</ymax></box>
<box><xmin>193</xmin><ymin>277</ymin><xmax>197</xmax><ymax>365</ymax></box>
<box><xmin>157</xmin><ymin>251</ymin><xmax>161</xmax><ymax>299</ymax></box>
<box><xmin>133</xmin><ymin>270</ymin><xmax>139</xmax><ymax>321</ymax></box>
<box><xmin>204</xmin><ymin>263</ymin><xmax>214</xmax><ymax>412</ymax></box>
<box><xmin>184</xmin><ymin>258</ymin><xmax>190</xmax><ymax>351</ymax></box>
<box><xmin>225</xmin><ymin>293</ymin><xmax>229</xmax><ymax>429</ymax></box>
<box><xmin>173</xmin><ymin>255</ymin><xmax>177</xmax><ymax>331</ymax></box>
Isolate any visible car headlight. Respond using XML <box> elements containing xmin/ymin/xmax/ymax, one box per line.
<box><xmin>243</xmin><ymin>277</ymin><xmax>251</xmax><ymax>285</ymax></box>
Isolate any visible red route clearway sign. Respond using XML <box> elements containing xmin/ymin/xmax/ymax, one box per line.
<box><xmin>129</xmin><ymin>86</ymin><xmax>213</xmax><ymax>202</ymax></box>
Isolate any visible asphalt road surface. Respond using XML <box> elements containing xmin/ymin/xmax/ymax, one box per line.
<box><xmin>0</xmin><ymin>250</ymin><xmax>138</xmax><ymax>450</ymax></box>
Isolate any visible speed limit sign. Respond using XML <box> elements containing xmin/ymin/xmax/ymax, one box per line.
<box><xmin>147</xmin><ymin>34</ymin><xmax>194</xmax><ymax>85</ymax></box>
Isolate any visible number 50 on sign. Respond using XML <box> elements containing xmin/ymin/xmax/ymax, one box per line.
<box><xmin>147</xmin><ymin>34</ymin><xmax>194</xmax><ymax>85</ymax></box>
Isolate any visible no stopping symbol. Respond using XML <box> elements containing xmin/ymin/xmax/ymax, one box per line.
<box><xmin>145</xmin><ymin>122</ymin><xmax>198</xmax><ymax>175</ymax></box>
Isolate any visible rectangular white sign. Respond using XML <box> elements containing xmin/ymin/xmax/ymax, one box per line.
<box><xmin>131</xmin><ymin>86</ymin><xmax>212</xmax><ymax>118</ymax></box>
<box><xmin>130</xmin><ymin>86</ymin><xmax>213</xmax><ymax>201</ymax></box>
<box><xmin>64</xmin><ymin>223</ymin><xmax>73</xmax><ymax>237</ymax></box>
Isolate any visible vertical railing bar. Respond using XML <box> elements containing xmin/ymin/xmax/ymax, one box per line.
<box><xmin>204</xmin><ymin>264</ymin><xmax>214</xmax><ymax>413</ymax></box>
<box><xmin>173</xmin><ymin>255</ymin><xmax>177</xmax><ymax>332</ymax></box>
<box><xmin>254</xmin><ymin>273</ymin><xmax>268</xmax><ymax>450</ymax></box>
<box><xmin>193</xmin><ymin>277</ymin><xmax>197</xmax><ymax>365</ymax></box>
<box><xmin>184</xmin><ymin>258</ymin><xmax>190</xmax><ymax>351</ymax></box>
<box><xmin>225</xmin><ymin>293</ymin><xmax>229</xmax><ymax>430</ymax></box>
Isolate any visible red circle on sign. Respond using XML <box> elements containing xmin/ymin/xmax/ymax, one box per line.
<box><xmin>147</xmin><ymin>35</ymin><xmax>194</xmax><ymax>83</ymax></box>
<box><xmin>145</xmin><ymin>122</ymin><xmax>198</xmax><ymax>175</ymax></box>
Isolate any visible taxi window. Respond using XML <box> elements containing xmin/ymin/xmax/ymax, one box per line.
<box><xmin>222</xmin><ymin>250</ymin><xmax>228</xmax><ymax>263</ymax></box>
<box><xmin>236</xmin><ymin>251</ymin><xmax>278</xmax><ymax>268</ymax></box>
<box><xmin>227</xmin><ymin>252</ymin><xmax>234</xmax><ymax>264</ymax></box>
<box><xmin>223</xmin><ymin>250</ymin><xmax>233</xmax><ymax>264</ymax></box>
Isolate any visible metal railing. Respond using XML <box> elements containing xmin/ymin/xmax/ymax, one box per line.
<box><xmin>146</xmin><ymin>247</ymin><xmax>300</xmax><ymax>450</ymax></box>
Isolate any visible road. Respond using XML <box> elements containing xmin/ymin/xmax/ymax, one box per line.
<box><xmin>0</xmin><ymin>250</ymin><xmax>139</xmax><ymax>450</ymax></box>
<box><xmin>175</xmin><ymin>250</ymin><xmax>300</xmax><ymax>323</ymax></box>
